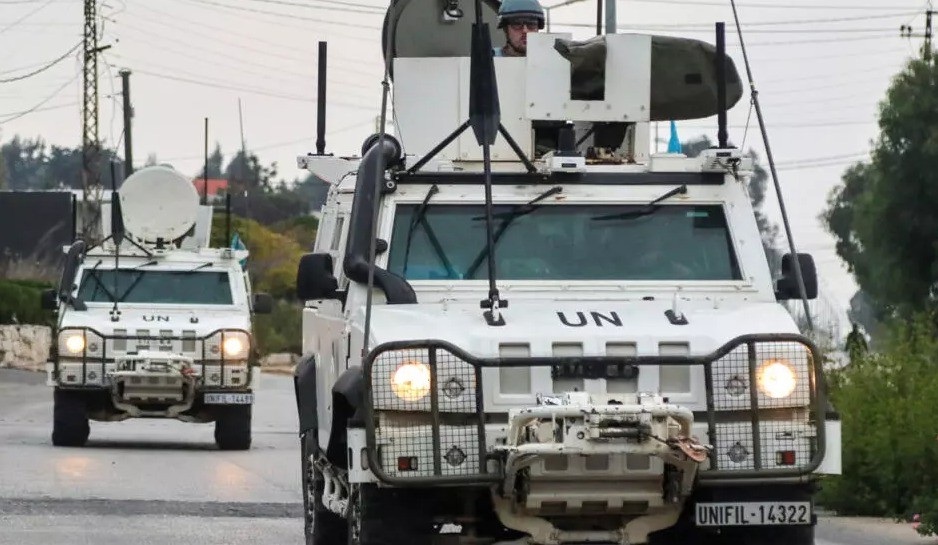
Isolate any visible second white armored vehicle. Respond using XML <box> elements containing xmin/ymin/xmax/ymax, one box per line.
<box><xmin>44</xmin><ymin>165</ymin><xmax>272</xmax><ymax>450</ymax></box>
<box><xmin>293</xmin><ymin>0</ymin><xmax>841</xmax><ymax>543</ymax></box>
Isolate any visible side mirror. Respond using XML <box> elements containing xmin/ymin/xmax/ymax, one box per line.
<box><xmin>775</xmin><ymin>253</ymin><xmax>818</xmax><ymax>300</ymax></box>
<box><xmin>252</xmin><ymin>293</ymin><xmax>274</xmax><ymax>315</ymax></box>
<box><xmin>296</xmin><ymin>253</ymin><xmax>340</xmax><ymax>301</ymax></box>
<box><xmin>41</xmin><ymin>289</ymin><xmax>58</xmax><ymax>310</ymax></box>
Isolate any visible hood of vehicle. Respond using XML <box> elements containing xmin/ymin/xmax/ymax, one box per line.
<box><xmin>360</xmin><ymin>298</ymin><xmax>800</xmax><ymax>357</ymax></box>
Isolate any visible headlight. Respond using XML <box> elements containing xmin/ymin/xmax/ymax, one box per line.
<box><xmin>391</xmin><ymin>361</ymin><xmax>431</xmax><ymax>402</ymax></box>
<box><xmin>223</xmin><ymin>337</ymin><xmax>244</xmax><ymax>358</ymax></box>
<box><xmin>757</xmin><ymin>360</ymin><xmax>797</xmax><ymax>399</ymax></box>
<box><xmin>64</xmin><ymin>334</ymin><xmax>85</xmax><ymax>354</ymax></box>
<box><xmin>209</xmin><ymin>331</ymin><xmax>250</xmax><ymax>360</ymax></box>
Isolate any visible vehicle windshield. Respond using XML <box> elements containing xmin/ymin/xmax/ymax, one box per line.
<box><xmin>387</xmin><ymin>203</ymin><xmax>742</xmax><ymax>281</ymax></box>
<box><xmin>76</xmin><ymin>269</ymin><xmax>234</xmax><ymax>305</ymax></box>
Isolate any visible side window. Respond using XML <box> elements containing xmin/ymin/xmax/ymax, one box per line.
<box><xmin>331</xmin><ymin>216</ymin><xmax>345</xmax><ymax>251</ymax></box>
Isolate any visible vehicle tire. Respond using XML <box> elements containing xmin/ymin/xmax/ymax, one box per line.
<box><xmin>51</xmin><ymin>388</ymin><xmax>90</xmax><ymax>447</ymax></box>
<box><xmin>214</xmin><ymin>404</ymin><xmax>252</xmax><ymax>450</ymax></box>
<box><xmin>302</xmin><ymin>430</ymin><xmax>346</xmax><ymax>545</ymax></box>
<box><xmin>715</xmin><ymin>525</ymin><xmax>814</xmax><ymax>545</ymax></box>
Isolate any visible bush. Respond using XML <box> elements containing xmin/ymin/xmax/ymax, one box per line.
<box><xmin>818</xmin><ymin>314</ymin><xmax>938</xmax><ymax>531</ymax></box>
<box><xmin>0</xmin><ymin>279</ymin><xmax>55</xmax><ymax>326</ymax></box>
<box><xmin>210</xmin><ymin>214</ymin><xmax>305</xmax><ymax>299</ymax></box>
<box><xmin>253</xmin><ymin>298</ymin><xmax>303</xmax><ymax>355</ymax></box>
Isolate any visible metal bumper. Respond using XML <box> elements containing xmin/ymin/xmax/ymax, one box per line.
<box><xmin>363</xmin><ymin>333</ymin><xmax>827</xmax><ymax>486</ymax></box>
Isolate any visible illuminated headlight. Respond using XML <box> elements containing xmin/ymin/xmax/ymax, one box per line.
<box><xmin>223</xmin><ymin>337</ymin><xmax>245</xmax><ymax>358</ymax></box>
<box><xmin>209</xmin><ymin>331</ymin><xmax>250</xmax><ymax>360</ymax></box>
<box><xmin>63</xmin><ymin>334</ymin><xmax>85</xmax><ymax>354</ymax></box>
<box><xmin>391</xmin><ymin>361</ymin><xmax>431</xmax><ymax>402</ymax></box>
<box><xmin>757</xmin><ymin>360</ymin><xmax>797</xmax><ymax>399</ymax></box>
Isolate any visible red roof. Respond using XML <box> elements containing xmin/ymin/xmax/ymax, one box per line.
<box><xmin>192</xmin><ymin>178</ymin><xmax>228</xmax><ymax>197</ymax></box>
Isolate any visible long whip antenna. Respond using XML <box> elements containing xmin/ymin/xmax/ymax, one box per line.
<box><xmin>728</xmin><ymin>1</ymin><xmax>814</xmax><ymax>332</ymax></box>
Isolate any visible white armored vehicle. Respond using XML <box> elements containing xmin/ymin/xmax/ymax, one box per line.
<box><xmin>43</xmin><ymin>165</ymin><xmax>272</xmax><ymax>450</ymax></box>
<box><xmin>293</xmin><ymin>0</ymin><xmax>841</xmax><ymax>543</ymax></box>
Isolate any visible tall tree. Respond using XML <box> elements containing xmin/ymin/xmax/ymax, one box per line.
<box><xmin>822</xmin><ymin>53</ymin><xmax>938</xmax><ymax>320</ymax></box>
<box><xmin>0</xmin><ymin>147</ymin><xmax>7</xmax><ymax>189</ymax></box>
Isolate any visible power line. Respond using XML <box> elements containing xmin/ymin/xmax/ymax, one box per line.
<box><xmin>128</xmin><ymin>1</ymin><xmax>382</xmax><ymax>68</ymax></box>
<box><xmin>618</xmin><ymin>0</ymin><xmax>923</xmax><ymax>10</ymax></box>
<box><xmin>108</xmin><ymin>52</ymin><xmax>381</xmax><ymax>100</ymax></box>
<box><xmin>165</xmin><ymin>0</ymin><xmax>374</xmax><ymax>40</ymax></box>
<box><xmin>0</xmin><ymin>100</ymin><xmax>78</xmax><ymax>118</ymax></box>
<box><xmin>159</xmin><ymin>116</ymin><xmax>377</xmax><ymax>161</ymax></box>
<box><xmin>112</xmin><ymin>9</ymin><xmax>381</xmax><ymax>77</ymax></box>
<box><xmin>236</xmin><ymin>0</ymin><xmax>384</xmax><ymax>14</ymax></box>
<box><xmin>0</xmin><ymin>40</ymin><xmax>80</xmax><ymax>82</ymax></box>
<box><xmin>0</xmin><ymin>74</ymin><xmax>77</xmax><ymax>124</ymax></box>
<box><xmin>0</xmin><ymin>0</ymin><xmax>54</xmax><ymax>34</ymax></box>
<box><xmin>131</xmin><ymin>67</ymin><xmax>378</xmax><ymax>109</ymax></box>
<box><xmin>175</xmin><ymin>0</ymin><xmax>383</xmax><ymax>29</ymax></box>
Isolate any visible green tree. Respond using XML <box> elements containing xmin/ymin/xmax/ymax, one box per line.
<box><xmin>0</xmin><ymin>147</ymin><xmax>7</xmax><ymax>189</ymax></box>
<box><xmin>822</xmin><ymin>53</ymin><xmax>938</xmax><ymax>321</ymax></box>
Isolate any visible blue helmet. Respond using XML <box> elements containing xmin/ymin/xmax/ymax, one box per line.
<box><xmin>497</xmin><ymin>0</ymin><xmax>545</xmax><ymax>29</ymax></box>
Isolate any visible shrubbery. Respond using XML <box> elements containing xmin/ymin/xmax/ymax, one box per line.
<box><xmin>210</xmin><ymin>213</ymin><xmax>315</xmax><ymax>355</ymax></box>
<box><xmin>0</xmin><ymin>278</ymin><xmax>54</xmax><ymax>326</ymax></box>
<box><xmin>818</xmin><ymin>314</ymin><xmax>938</xmax><ymax>534</ymax></box>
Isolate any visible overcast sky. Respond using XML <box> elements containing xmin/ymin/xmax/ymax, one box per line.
<box><xmin>1</xmin><ymin>0</ymin><xmax>929</xmax><ymax>336</ymax></box>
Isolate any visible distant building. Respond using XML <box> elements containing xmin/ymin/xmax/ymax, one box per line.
<box><xmin>191</xmin><ymin>178</ymin><xmax>229</xmax><ymax>202</ymax></box>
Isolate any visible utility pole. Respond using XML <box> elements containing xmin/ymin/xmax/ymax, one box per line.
<box><xmin>81</xmin><ymin>0</ymin><xmax>109</xmax><ymax>241</ymax></box>
<box><xmin>120</xmin><ymin>69</ymin><xmax>133</xmax><ymax>177</ymax></box>
<box><xmin>901</xmin><ymin>7</ymin><xmax>934</xmax><ymax>59</ymax></box>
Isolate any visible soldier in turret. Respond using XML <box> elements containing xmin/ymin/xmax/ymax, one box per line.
<box><xmin>493</xmin><ymin>0</ymin><xmax>544</xmax><ymax>57</ymax></box>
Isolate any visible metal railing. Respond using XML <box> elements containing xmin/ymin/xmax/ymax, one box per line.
<box><xmin>53</xmin><ymin>326</ymin><xmax>253</xmax><ymax>389</ymax></box>
<box><xmin>363</xmin><ymin>333</ymin><xmax>826</xmax><ymax>486</ymax></box>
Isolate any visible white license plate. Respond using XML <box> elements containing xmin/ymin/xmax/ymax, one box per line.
<box><xmin>695</xmin><ymin>502</ymin><xmax>811</xmax><ymax>526</ymax></box>
<box><xmin>204</xmin><ymin>393</ymin><xmax>254</xmax><ymax>405</ymax></box>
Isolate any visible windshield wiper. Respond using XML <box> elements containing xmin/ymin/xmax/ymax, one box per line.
<box><xmin>84</xmin><ymin>260</ymin><xmax>118</xmax><ymax>303</ymax></box>
<box><xmin>185</xmin><ymin>262</ymin><xmax>213</xmax><ymax>274</ymax></box>
<box><xmin>465</xmin><ymin>186</ymin><xmax>563</xmax><ymax>279</ymax></box>
<box><xmin>591</xmin><ymin>184</ymin><xmax>688</xmax><ymax>221</ymax></box>
<box><xmin>401</xmin><ymin>185</ymin><xmax>456</xmax><ymax>278</ymax></box>
<box><xmin>134</xmin><ymin>260</ymin><xmax>158</xmax><ymax>270</ymax></box>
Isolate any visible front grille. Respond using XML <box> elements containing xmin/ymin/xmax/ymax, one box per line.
<box><xmin>363</xmin><ymin>334</ymin><xmax>825</xmax><ymax>486</ymax></box>
<box><xmin>370</xmin><ymin>347</ymin><xmax>485</xmax><ymax>480</ymax></box>
<box><xmin>54</xmin><ymin>327</ymin><xmax>252</xmax><ymax>388</ymax></box>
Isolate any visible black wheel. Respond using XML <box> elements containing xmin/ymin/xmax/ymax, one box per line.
<box><xmin>214</xmin><ymin>404</ymin><xmax>252</xmax><ymax>450</ymax></box>
<box><xmin>302</xmin><ymin>431</ymin><xmax>346</xmax><ymax>545</ymax></box>
<box><xmin>51</xmin><ymin>388</ymin><xmax>90</xmax><ymax>447</ymax></box>
<box><xmin>347</xmin><ymin>485</ymin><xmax>435</xmax><ymax>545</ymax></box>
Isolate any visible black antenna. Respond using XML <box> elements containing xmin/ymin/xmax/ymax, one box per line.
<box><xmin>468</xmin><ymin>0</ymin><xmax>507</xmax><ymax>326</ymax></box>
<box><xmin>715</xmin><ymin>22</ymin><xmax>729</xmax><ymax>149</ymax></box>
<box><xmin>109</xmin><ymin>160</ymin><xmax>124</xmax><ymax>320</ymax></box>
<box><xmin>361</xmin><ymin>0</ymin><xmax>397</xmax><ymax>357</ymax></box>
<box><xmin>316</xmin><ymin>41</ymin><xmax>328</xmax><ymax>155</ymax></box>
<box><xmin>202</xmin><ymin>117</ymin><xmax>209</xmax><ymax>206</ymax></box>
<box><xmin>726</xmin><ymin>8</ymin><xmax>813</xmax><ymax>331</ymax></box>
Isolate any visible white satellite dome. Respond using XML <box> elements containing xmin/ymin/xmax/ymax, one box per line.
<box><xmin>118</xmin><ymin>165</ymin><xmax>200</xmax><ymax>244</ymax></box>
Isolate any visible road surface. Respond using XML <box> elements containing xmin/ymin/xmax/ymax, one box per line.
<box><xmin>0</xmin><ymin>368</ymin><xmax>932</xmax><ymax>544</ymax></box>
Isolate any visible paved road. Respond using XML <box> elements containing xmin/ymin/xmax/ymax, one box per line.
<box><xmin>0</xmin><ymin>368</ymin><xmax>932</xmax><ymax>545</ymax></box>
<box><xmin>0</xmin><ymin>368</ymin><xmax>304</xmax><ymax>545</ymax></box>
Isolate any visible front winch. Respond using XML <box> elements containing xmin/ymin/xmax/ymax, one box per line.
<box><xmin>107</xmin><ymin>351</ymin><xmax>200</xmax><ymax>417</ymax></box>
<box><xmin>490</xmin><ymin>392</ymin><xmax>712</xmax><ymax>545</ymax></box>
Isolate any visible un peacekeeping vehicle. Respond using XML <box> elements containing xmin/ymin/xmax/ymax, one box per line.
<box><xmin>293</xmin><ymin>0</ymin><xmax>842</xmax><ymax>543</ymax></box>
<box><xmin>44</xmin><ymin>165</ymin><xmax>272</xmax><ymax>450</ymax></box>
